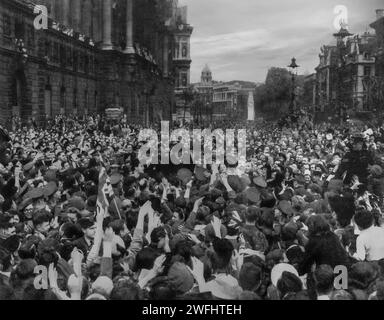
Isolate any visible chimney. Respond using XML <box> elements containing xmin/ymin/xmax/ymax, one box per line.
<box><xmin>376</xmin><ymin>9</ymin><xmax>384</xmax><ymax>20</ymax></box>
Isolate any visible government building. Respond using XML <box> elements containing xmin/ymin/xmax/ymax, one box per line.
<box><xmin>0</xmin><ymin>0</ymin><xmax>192</xmax><ymax>127</ymax></box>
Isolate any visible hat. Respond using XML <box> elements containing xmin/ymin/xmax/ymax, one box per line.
<box><xmin>92</xmin><ymin>276</ymin><xmax>114</xmax><ymax>298</ymax></box>
<box><xmin>167</xmin><ymin>262</ymin><xmax>195</xmax><ymax>294</ymax></box>
<box><xmin>18</xmin><ymin>198</ymin><xmax>33</xmax><ymax>211</ymax></box>
<box><xmin>245</xmin><ymin>187</ymin><xmax>260</xmax><ymax>204</ymax></box>
<box><xmin>271</xmin><ymin>263</ymin><xmax>299</xmax><ymax>287</ymax></box>
<box><xmin>44</xmin><ymin>169</ymin><xmax>57</xmax><ymax>182</ymax></box>
<box><xmin>253</xmin><ymin>176</ymin><xmax>267</xmax><ymax>188</ymax></box>
<box><xmin>23</xmin><ymin>162</ymin><xmax>34</xmax><ymax>172</ymax></box>
<box><xmin>240</xmin><ymin>174</ymin><xmax>251</xmax><ymax>188</ymax></box>
<box><xmin>227</xmin><ymin>175</ymin><xmax>244</xmax><ymax>193</ymax></box>
<box><xmin>43</xmin><ymin>181</ymin><xmax>58</xmax><ymax>197</ymax></box>
<box><xmin>370</xmin><ymin>165</ymin><xmax>383</xmax><ymax>177</ymax></box>
<box><xmin>278</xmin><ymin>200</ymin><xmax>294</xmax><ymax>216</ymax></box>
<box><xmin>27</xmin><ymin>188</ymin><xmax>44</xmax><ymax>200</ymax></box>
<box><xmin>194</xmin><ymin>166</ymin><xmax>209</xmax><ymax>181</ymax></box>
<box><xmin>68</xmin><ymin>196</ymin><xmax>86</xmax><ymax>211</ymax></box>
<box><xmin>177</xmin><ymin>168</ymin><xmax>193</xmax><ymax>184</ymax></box>
<box><xmin>110</xmin><ymin>173</ymin><xmax>122</xmax><ymax>186</ymax></box>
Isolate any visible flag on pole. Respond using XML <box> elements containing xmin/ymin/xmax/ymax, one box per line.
<box><xmin>96</xmin><ymin>167</ymin><xmax>114</xmax><ymax>218</ymax></box>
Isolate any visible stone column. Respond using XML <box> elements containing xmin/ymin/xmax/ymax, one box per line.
<box><xmin>163</xmin><ymin>35</ymin><xmax>169</xmax><ymax>77</ymax></box>
<box><xmin>102</xmin><ymin>0</ymin><xmax>113</xmax><ymax>50</ymax></box>
<box><xmin>62</xmin><ymin>0</ymin><xmax>70</xmax><ymax>26</ymax></box>
<box><xmin>124</xmin><ymin>0</ymin><xmax>135</xmax><ymax>53</ymax></box>
<box><xmin>73</xmin><ymin>0</ymin><xmax>82</xmax><ymax>32</ymax></box>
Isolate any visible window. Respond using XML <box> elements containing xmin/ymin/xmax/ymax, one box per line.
<box><xmin>78</xmin><ymin>53</ymin><xmax>84</xmax><ymax>72</ymax></box>
<box><xmin>73</xmin><ymin>89</ymin><xmax>78</xmax><ymax>114</ymax></box>
<box><xmin>44</xmin><ymin>40</ymin><xmax>51</xmax><ymax>59</ymax></box>
<box><xmin>73</xmin><ymin>51</ymin><xmax>78</xmax><ymax>71</ymax></box>
<box><xmin>15</xmin><ymin>20</ymin><xmax>24</xmax><ymax>40</ymax></box>
<box><xmin>60</xmin><ymin>45</ymin><xmax>66</xmax><ymax>67</ymax></box>
<box><xmin>84</xmin><ymin>90</ymin><xmax>88</xmax><ymax>115</ymax></box>
<box><xmin>2</xmin><ymin>14</ymin><xmax>12</xmax><ymax>45</ymax></box>
<box><xmin>66</xmin><ymin>47</ymin><xmax>72</xmax><ymax>67</ymax></box>
<box><xmin>52</xmin><ymin>42</ymin><xmax>59</xmax><ymax>63</ymax></box>
<box><xmin>60</xmin><ymin>87</ymin><xmax>66</xmax><ymax>115</ymax></box>
<box><xmin>181</xmin><ymin>43</ymin><xmax>188</xmax><ymax>58</ymax></box>
<box><xmin>364</xmin><ymin>66</ymin><xmax>371</xmax><ymax>77</ymax></box>
<box><xmin>84</xmin><ymin>55</ymin><xmax>89</xmax><ymax>74</ymax></box>
<box><xmin>26</xmin><ymin>25</ymin><xmax>34</xmax><ymax>48</ymax></box>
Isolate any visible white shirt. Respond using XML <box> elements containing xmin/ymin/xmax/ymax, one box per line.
<box><xmin>355</xmin><ymin>226</ymin><xmax>384</xmax><ymax>261</ymax></box>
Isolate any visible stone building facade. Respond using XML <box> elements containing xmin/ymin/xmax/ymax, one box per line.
<box><xmin>193</xmin><ymin>65</ymin><xmax>255</xmax><ymax>122</ymax></box>
<box><xmin>313</xmin><ymin>9</ymin><xmax>384</xmax><ymax>120</ymax></box>
<box><xmin>0</xmin><ymin>0</ymin><xmax>191</xmax><ymax>128</ymax></box>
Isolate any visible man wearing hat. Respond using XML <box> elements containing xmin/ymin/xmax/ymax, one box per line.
<box><xmin>110</xmin><ymin>173</ymin><xmax>123</xmax><ymax>199</ymax></box>
<box><xmin>335</xmin><ymin>133</ymin><xmax>374</xmax><ymax>185</ymax></box>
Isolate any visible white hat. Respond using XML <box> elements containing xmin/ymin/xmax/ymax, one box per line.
<box><xmin>271</xmin><ymin>263</ymin><xmax>299</xmax><ymax>287</ymax></box>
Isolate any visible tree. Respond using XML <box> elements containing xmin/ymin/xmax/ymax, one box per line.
<box><xmin>255</xmin><ymin>67</ymin><xmax>292</xmax><ymax>119</ymax></box>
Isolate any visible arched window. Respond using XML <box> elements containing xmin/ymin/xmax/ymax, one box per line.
<box><xmin>44</xmin><ymin>84</ymin><xmax>52</xmax><ymax>118</ymax></box>
<box><xmin>84</xmin><ymin>89</ymin><xmax>89</xmax><ymax>116</ymax></box>
<box><xmin>94</xmin><ymin>91</ymin><xmax>98</xmax><ymax>113</ymax></box>
<box><xmin>73</xmin><ymin>88</ymin><xmax>78</xmax><ymax>115</ymax></box>
<box><xmin>60</xmin><ymin>86</ymin><xmax>66</xmax><ymax>115</ymax></box>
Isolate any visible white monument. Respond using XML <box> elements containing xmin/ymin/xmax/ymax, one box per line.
<box><xmin>247</xmin><ymin>91</ymin><xmax>255</xmax><ymax>121</ymax></box>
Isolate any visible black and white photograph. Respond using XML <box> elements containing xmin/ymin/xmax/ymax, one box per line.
<box><xmin>0</xmin><ymin>0</ymin><xmax>384</xmax><ymax>307</ymax></box>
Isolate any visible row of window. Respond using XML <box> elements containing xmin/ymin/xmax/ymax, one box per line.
<box><xmin>1</xmin><ymin>13</ymin><xmax>96</xmax><ymax>74</ymax></box>
<box><xmin>44</xmin><ymin>40</ymin><xmax>96</xmax><ymax>73</ymax></box>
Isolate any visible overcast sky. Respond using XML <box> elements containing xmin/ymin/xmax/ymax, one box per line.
<box><xmin>178</xmin><ymin>0</ymin><xmax>382</xmax><ymax>83</ymax></box>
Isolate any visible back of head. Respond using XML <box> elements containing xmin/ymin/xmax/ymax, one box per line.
<box><xmin>245</xmin><ymin>206</ymin><xmax>260</xmax><ymax>223</ymax></box>
<box><xmin>110</xmin><ymin>279</ymin><xmax>142</xmax><ymax>300</ymax></box>
<box><xmin>314</xmin><ymin>264</ymin><xmax>334</xmax><ymax>295</ymax></box>
<box><xmin>354</xmin><ymin>208</ymin><xmax>373</xmax><ymax>231</ymax></box>
<box><xmin>239</xmin><ymin>263</ymin><xmax>262</xmax><ymax>291</ymax></box>
<box><xmin>276</xmin><ymin>271</ymin><xmax>303</xmax><ymax>298</ymax></box>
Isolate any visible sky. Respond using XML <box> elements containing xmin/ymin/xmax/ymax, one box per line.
<box><xmin>178</xmin><ymin>0</ymin><xmax>383</xmax><ymax>84</ymax></box>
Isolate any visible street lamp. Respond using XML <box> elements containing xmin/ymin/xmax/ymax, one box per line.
<box><xmin>288</xmin><ymin>57</ymin><xmax>299</xmax><ymax>114</ymax></box>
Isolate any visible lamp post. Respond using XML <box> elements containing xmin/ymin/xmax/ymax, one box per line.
<box><xmin>288</xmin><ymin>57</ymin><xmax>299</xmax><ymax>114</ymax></box>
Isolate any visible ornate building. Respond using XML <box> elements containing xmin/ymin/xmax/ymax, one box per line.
<box><xmin>370</xmin><ymin>9</ymin><xmax>384</xmax><ymax>109</ymax></box>
<box><xmin>193</xmin><ymin>65</ymin><xmax>255</xmax><ymax>122</ymax></box>
<box><xmin>172</xmin><ymin>5</ymin><xmax>193</xmax><ymax>123</ymax></box>
<box><xmin>0</xmin><ymin>0</ymin><xmax>191</xmax><ymax>127</ymax></box>
<box><xmin>313</xmin><ymin>9</ymin><xmax>384</xmax><ymax>121</ymax></box>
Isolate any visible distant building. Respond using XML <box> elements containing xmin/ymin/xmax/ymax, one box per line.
<box><xmin>313</xmin><ymin>15</ymin><xmax>382</xmax><ymax>121</ymax></box>
<box><xmin>193</xmin><ymin>66</ymin><xmax>255</xmax><ymax>122</ymax></box>
<box><xmin>370</xmin><ymin>9</ymin><xmax>384</xmax><ymax>108</ymax></box>
<box><xmin>172</xmin><ymin>5</ymin><xmax>193</xmax><ymax>123</ymax></box>
<box><xmin>192</xmin><ymin>64</ymin><xmax>213</xmax><ymax>122</ymax></box>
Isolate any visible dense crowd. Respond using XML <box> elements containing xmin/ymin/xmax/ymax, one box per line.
<box><xmin>1</xmin><ymin>112</ymin><xmax>384</xmax><ymax>300</ymax></box>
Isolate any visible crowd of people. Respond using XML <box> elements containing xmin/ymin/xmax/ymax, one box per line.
<box><xmin>1</xmin><ymin>111</ymin><xmax>384</xmax><ymax>300</ymax></box>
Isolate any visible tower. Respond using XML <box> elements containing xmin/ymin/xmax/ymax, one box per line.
<box><xmin>201</xmin><ymin>64</ymin><xmax>212</xmax><ymax>84</ymax></box>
